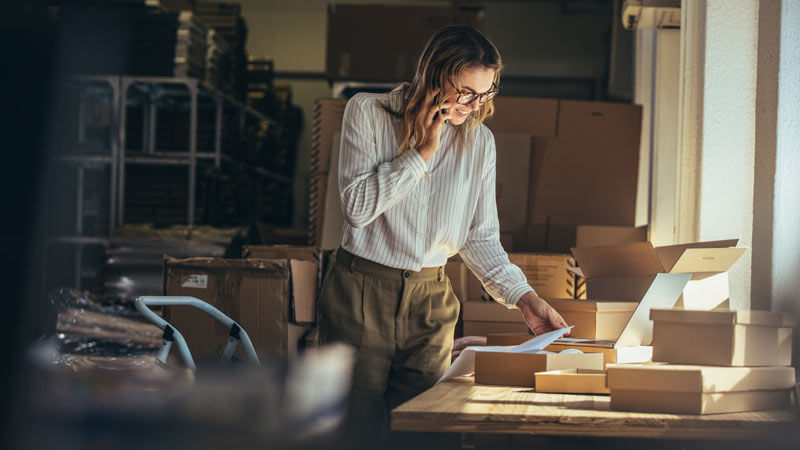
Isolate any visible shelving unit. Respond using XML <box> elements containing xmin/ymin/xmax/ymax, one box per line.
<box><xmin>44</xmin><ymin>74</ymin><xmax>293</xmax><ymax>292</ymax></box>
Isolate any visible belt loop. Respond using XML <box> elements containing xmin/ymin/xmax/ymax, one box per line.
<box><xmin>438</xmin><ymin>266</ymin><xmax>444</xmax><ymax>282</ymax></box>
<box><xmin>349</xmin><ymin>256</ymin><xmax>356</xmax><ymax>273</ymax></box>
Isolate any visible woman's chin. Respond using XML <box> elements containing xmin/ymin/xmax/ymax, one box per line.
<box><xmin>448</xmin><ymin>114</ymin><xmax>469</xmax><ymax>126</ymax></box>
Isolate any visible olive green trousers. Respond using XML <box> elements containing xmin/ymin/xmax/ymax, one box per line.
<box><xmin>317</xmin><ymin>248</ymin><xmax>460</xmax><ymax>444</ymax></box>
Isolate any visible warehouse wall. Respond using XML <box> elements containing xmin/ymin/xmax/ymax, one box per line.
<box><xmin>697</xmin><ymin>0</ymin><xmax>759</xmax><ymax>310</ymax></box>
<box><xmin>772</xmin><ymin>0</ymin><xmax>800</xmax><ymax>311</ymax></box>
<box><xmin>239</xmin><ymin>0</ymin><xmax>619</xmax><ymax>231</ymax></box>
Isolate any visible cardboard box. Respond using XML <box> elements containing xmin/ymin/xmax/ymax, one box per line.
<box><xmin>163</xmin><ymin>257</ymin><xmax>317</xmax><ymax>360</ymax></box>
<box><xmin>507</xmin><ymin>253</ymin><xmax>577</xmax><ymax>299</ymax></box>
<box><xmin>651</xmin><ymin>309</ymin><xmax>795</xmax><ymax>367</ymax></box>
<box><xmin>475</xmin><ymin>351</ymin><xmax>604</xmax><ymax>387</ymax></box>
<box><xmin>486</xmin><ymin>98</ymin><xmax>645</xmax><ymax>252</ymax></box>
<box><xmin>575</xmin><ymin>225</ymin><xmax>648</xmax><ymax>248</ymax></box>
<box><xmin>544</xmin><ymin>299</ymin><xmax>637</xmax><ymax>340</ymax></box>
<box><xmin>308</xmin><ymin>99</ymin><xmax>347</xmax><ymax>246</ymax></box>
<box><xmin>570</xmin><ymin>240</ymin><xmax>746</xmax><ymax>308</ymax></box>
<box><xmin>242</xmin><ymin>245</ymin><xmax>336</xmax><ymax>318</ymax></box>
<box><xmin>495</xmin><ymin>132</ymin><xmax>533</xmax><ymax>246</ymax></box>
<box><xmin>499</xmin><ymin>217</ymin><xmax>515</xmax><ymax>251</ymax></box>
<box><xmin>608</xmin><ymin>364</ymin><xmax>796</xmax><ymax>414</ymax></box>
<box><xmin>445</xmin><ymin>257</ymin><xmax>486</xmax><ymax>303</ymax></box>
<box><xmin>488</xmin><ymin>333</ymin><xmax>653</xmax><ymax>365</ymax></box>
<box><xmin>462</xmin><ymin>300</ymin><xmax>528</xmax><ymax>337</ymax></box>
<box><xmin>326</xmin><ymin>5</ymin><xmax>483</xmax><ymax>81</ymax></box>
<box><xmin>534</xmin><ymin>369</ymin><xmax>609</xmax><ymax>395</ymax></box>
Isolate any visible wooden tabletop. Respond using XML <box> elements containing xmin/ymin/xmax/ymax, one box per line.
<box><xmin>391</xmin><ymin>377</ymin><xmax>799</xmax><ymax>440</ymax></box>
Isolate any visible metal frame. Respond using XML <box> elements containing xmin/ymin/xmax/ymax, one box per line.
<box><xmin>135</xmin><ymin>295</ymin><xmax>260</xmax><ymax>372</ymax></box>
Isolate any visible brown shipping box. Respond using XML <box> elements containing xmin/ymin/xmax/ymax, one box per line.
<box><xmin>651</xmin><ymin>309</ymin><xmax>794</xmax><ymax>367</ymax></box>
<box><xmin>327</xmin><ymin>5</ymin><xmax>483</xmax><ymax>81</ymax></box>
<box><xmin>534</xmin><ymin>369</ymin><xmax>609</xmax><ymax>395</ymax></box>
<box><xmin>445</xmin><ymin>257</ymin><xmax>486</xmax><ymax>303</ymax></box>
<box><xmin>308</xmin><ymin>99</ymin><xmax>347</xmax><ymax>246</ymax></box>
<box><xmin>163</xmin><ymin>257</ymin><xmax>317</xmax><ymax>360</ymax></box>
<box><xmin>489</xmin><ymin>272</ymin><xmax>691</xmax><ymax>365</ymax></box>
<box><xmin>544</xmin><ymin>299</ymin><xmax>637</xmax><ymax>340</ymax></box>
<box><xmin>475</xmin><ymin>351</ymin><xmax>604</xmax><ymax>387</ymax></box>
<box><xmin>508</xmin><ymin>253</ymin><xmax>577</xmax><ymax>299</ymax></box>
<box><xmin>461</xmin><ymin>300</ymin><xmax>528</xmax><ymax>337</ymax></box>
<box><xmin>486</xmin><ymin>98</ymin><xmax>645</xmax><ymax>252</ymax></box>
<box><xmin>575</xmin><ymin>225</ymin><xmax>648</xmax><ymax>248</ymax></box>
<box><xmin>607</xmin><ymin>364</ymin><xmax>796</xmax><ymax>414</ymax></box>
<box><xmin>570</xmin><ymin>240</ymin><xmax>746</xmax><ymax>308</ymax></box>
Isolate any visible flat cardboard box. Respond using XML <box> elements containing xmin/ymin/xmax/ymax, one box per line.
<box><xmin>575</xmin><ymin>225</ymin><xmax>648</xmax><ymax>248</ymax></box>
<box><xmin>570</xmin><ymin>240</ymin><xmax>746</xmax><ymax>308</ymax></box>
<box><xmin>163</xmin><ymin>257</ymin><xmax>317</xmax><ymax>360</ymax></box>
<box><xmin>326</xmin><ymin>5</ymin><xmax>483</xmax><ymax>81</ymax></box>
<box><xmin>544</xmin><ymin>299</ymin><xmax>637</xmax><ymax>340</ymax></box>
<box><xmin>463</xmin><ymin>320</ymin><xmax>530</xmax><ymax>338</ymax></box>
<box><xmin>309</xmin><ymin>98</ymin><xmax>347</xmax><ymax>246</ymax></box>
<box><xmin>475</xmin><ymin>351</ymin><xmax>604</xmax><ymax>387</ymax></box>
<box><xmin>534</xmin><ymin>369</ymin><xmax>609</xmax><ymax>395</ymax></box>
<box><xmin>651</xmin><ymin>308</ymin><xmax>795</xmax><ymax>367</ymax></box>
<box><xmin>607</xmin><ymin>364</ymin><xmax>796</xmax><ymax>414</ymax></box>
<box><xmin>487</xmin><ymin>333</ymin><xmax>652</xmax><ymax>365</ymax></box>
<box><xmin>462</xmin><ymin>300</ymin><xmax>528</xmax><ymax>337</ymax></box>
<box><xmin>321</xmin><ymin>131</ymin><xmax>343</xmax><ymax>249</ymax></box>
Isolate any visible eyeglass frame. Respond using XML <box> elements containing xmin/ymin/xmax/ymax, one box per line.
<box><xmin>448</xmin><ymin>80</ymin><xmax>499</xmax><ymax>105</ymax></box>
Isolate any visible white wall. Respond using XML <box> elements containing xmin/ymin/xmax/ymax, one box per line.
<box><xmin>772</xmin><ymin>0</ymin><xmax>800</xmax><ymax>311</ymax></box>
<box><xmin>696</xmin><ymin>0</ymin><xmax>759</xmax><ymax>310</ymax></box>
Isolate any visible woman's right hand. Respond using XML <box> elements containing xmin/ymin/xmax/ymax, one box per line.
<box><xmin>415</xmin><ymin>90</ymin><xmax>453</xmax><ymax>162</ymax></box>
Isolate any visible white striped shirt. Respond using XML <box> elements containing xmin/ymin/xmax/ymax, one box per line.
<box><xmin>337</xmin><ymin>86</ymin><xmax>534</xmax><ymax>306</ymax></box>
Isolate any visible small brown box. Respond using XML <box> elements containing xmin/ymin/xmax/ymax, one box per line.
<box><xmin>608</xmin><ymin>364</ymin><xmax>795</xmax><ymax>414</ymax></box>
<box><xmin>534</xmin><ymin>369</ymin><xmax>609</xmax><ymax>395</ymax></box>
<box><xmin>544</xmin><ymin>299</ymin><xmax>637</xmax><ymax>340</ymax></box>
<box><xmin>475</xmin><ymin>351</ymin><xmax>604</xmax><ymax>387</ymax></box>
<box><xmin>651</xmin><ymin>309</ymin><xmax>794</xmax><ymax>367</ymax></box>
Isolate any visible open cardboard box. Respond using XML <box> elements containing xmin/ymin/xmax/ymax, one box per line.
<box><xmin>570</xmin><ymin>239</ymin><xmax>746</xmax><ymax>309</ymax></box>
<box><xmin>475</xmin><ymin>351</ymin><xmax>604</xmax><ymax>387</ymax></box>
<box><xmin>651</xmin><ymin>308</ymin><xmax>795</xmax><ymax>367</ymax></box>
<box><xmin>544</xmin><ymin>299</ymin><xmax>637</xmax><ymax>340</ymax></box>
<box><xmin>534</xmin><ymin>369</ymin><xmax>609</xmax><ymax>395</ymax></box>
<box><xmin>488</xmin><ymin>273</ymin><xmax>691</xmax><ymax>364</ymax></box>
<box><xmin>607</xmin><ymin>364</ymin><xmax>796</xmax><ymax>414</ymax></box>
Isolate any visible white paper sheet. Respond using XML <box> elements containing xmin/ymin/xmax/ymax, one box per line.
<box><xmin>437</xmin><ymin>327</ymin><xmax>573</xmax><ymax>383</ymax></box>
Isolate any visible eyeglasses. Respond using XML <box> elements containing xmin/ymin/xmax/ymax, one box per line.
<box><xmin>449</xmin><ymin>80</ymin><xmax>499</xmax><ymax>105</ymax></box>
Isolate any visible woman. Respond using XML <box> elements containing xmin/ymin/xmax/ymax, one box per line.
<box><xmin>317</xmin><ymin>25</ymin><xmax>568</xmax><ymax>439</ymax></box>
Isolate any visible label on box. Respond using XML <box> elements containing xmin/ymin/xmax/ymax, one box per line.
<box><xmin>182</xmin><ymin>274</ymin><xmax>208</xmax><ymax>289</ymax></box>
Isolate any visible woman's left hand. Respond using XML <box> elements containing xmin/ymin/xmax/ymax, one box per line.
<box><xmin>515</xmin><ymin>291</ymin><xmax>570</xmax><ymax>336</ymax></box>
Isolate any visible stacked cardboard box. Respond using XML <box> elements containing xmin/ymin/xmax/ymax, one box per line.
<box><xmin>487</xmin><ymin>97</ymin><xmax>648</xmax><ymax>253</ymax></box>
<box><xmin>163</xmin><ymin>255</ymin><xmax>318</xmax><ymax>362</ymax></box>
<box><xmin>608</xmin><ymin>308</ymin><xmax>796</xmax><ymax>414</ymax></box>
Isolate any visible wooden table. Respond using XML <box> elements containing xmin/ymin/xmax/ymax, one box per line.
<box><xmin>391</xmin><ymin>377</ymin><xmax>798</xmax><ymax>440</ymax></box>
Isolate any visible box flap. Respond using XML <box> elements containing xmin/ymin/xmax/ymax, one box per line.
<box><xmin>571</xmin><ymin>242</ymin><xmax>664</xmax><ymax>278</ymax></box>
<box><xmin>566</xmin><ymin>266</ymin><xmax>584</xmax><ymax>278</ymax></box>
<box><xmin>614</xmin><ymin>273</ymin><xmax>691</xmax><ymax>348</ymax></box>
<box><xmin>650</xmin><ymin>308</ymin><xmax>796</xmax><ymax>327</ymax></box>
<box><xmin>667</xmin><ymin>247</ymin><xmax>747</xmax><ymax>275</ymax></box>
<box><xmin>545</xmin><ymin>299</ymin><xmax>638</xmax><ymax>312</ymax></box>
<box><xmin>290</xmin><ymin>260</ymin><xmax>319</xmax><ymax>324</ymax></box>
<box><xmin>654</xmin><ymin>239</ymin><xmax>740</xmax><ymax>272</ymax></box>
<box><xmin>607</xmin><ymin>365</ymin><xmax>795</xmax><ymax>393</ymax></box>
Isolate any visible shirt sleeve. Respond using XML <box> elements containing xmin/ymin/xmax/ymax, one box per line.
<box><xmin>458</xmin><ymin>130</ymin><xmax>534</xmax><ymax>307</ymax></box>
<box><xmin>338</xmin><ymin>95</ymin><xmax>429</xmax><ymax>229</ymax></box>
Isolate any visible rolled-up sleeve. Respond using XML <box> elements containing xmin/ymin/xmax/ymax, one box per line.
<box><xmin>338</xmin><ymin>95</ymin><xmax>428</xmax><ymax>228</ymax></box>
<box><xmin>458</xmin><ymin>131</ymin><xmax>534</xmax><ymax>307</ymax></box>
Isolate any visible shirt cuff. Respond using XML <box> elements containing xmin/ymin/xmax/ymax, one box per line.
<box><xmin>396</xmin><ymin>147</ymin><xmax>428</xmax><ymax>178</ymax></box>
<box><xmin>502</xmin><ymin>284</ymin><xmax>535</xmax><ymax>308</ymax></box>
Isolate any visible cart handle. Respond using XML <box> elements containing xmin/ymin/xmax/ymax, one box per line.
<box><xmin>135</xmin><ymin>296</ymin><xmax>260</xmax><ymax>372</ymax></box>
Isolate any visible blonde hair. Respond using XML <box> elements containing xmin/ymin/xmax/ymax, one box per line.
<box><xmin>382</xmin><ymin>25</ymin><xmax>503</xmax><ymax>153</ymax></box>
